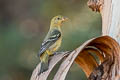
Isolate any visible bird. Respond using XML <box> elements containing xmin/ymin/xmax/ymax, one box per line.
<box><xmin>38</xmin><ymin>15</ymin><xmax>68</xmax><ymax>74</ymax></box>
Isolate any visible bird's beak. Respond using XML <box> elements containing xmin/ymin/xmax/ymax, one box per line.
<box><xmin>62</xmin><ymin>17</ymin><xmax>69</xmax><ymax>22</ymax></box>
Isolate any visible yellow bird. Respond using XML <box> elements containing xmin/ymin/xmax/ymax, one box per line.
<box><xmin>38</xmin><ymin>15</ymin><xmax>68</xmax><ymax>74</ymax></box>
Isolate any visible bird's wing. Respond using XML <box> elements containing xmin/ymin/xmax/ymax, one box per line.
<box><xmin>38</xmin><ymin>29</ymin><xmax>61</xmax><ymax>57</ymax></box>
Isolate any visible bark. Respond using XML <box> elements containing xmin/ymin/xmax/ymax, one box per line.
<box><xmin>88</xmin><ymin>0</ymin><xmax>120</xmax><ymax>80</ymax></box>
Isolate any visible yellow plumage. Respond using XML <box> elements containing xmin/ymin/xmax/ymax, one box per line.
<box><xmin>38</xmin><ymin>15</ymin><xmax>68</xmax><ymax>74</ymax></box>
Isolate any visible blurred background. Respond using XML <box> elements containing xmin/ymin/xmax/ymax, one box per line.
<box><xmin>0</xmin><ymin>0</ymin><xmax>101</xmax><ymax>80</ymax></box>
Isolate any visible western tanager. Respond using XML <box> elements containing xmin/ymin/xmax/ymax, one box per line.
<box><xmin>38</xmin><ymin>15</ymin><xmax>68</xmax><ymax>74</ymax></box>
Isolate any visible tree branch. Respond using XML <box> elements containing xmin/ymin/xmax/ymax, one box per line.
<box><xmin>30</xmin><ymin>51</ymin><xmax>70</xmax><ymax>80</ymax></box>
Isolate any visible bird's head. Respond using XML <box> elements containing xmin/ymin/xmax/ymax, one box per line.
<box><xmin>51</xmin><ymin>15</ymin><xmax>68</xmax><ymax>27</ymax></box>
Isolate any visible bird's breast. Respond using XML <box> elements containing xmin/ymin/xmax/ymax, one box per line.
<box><xmin>49</xmin><ymin>38</ymin><xmax>62</xmax><ymax>53</ymax></box>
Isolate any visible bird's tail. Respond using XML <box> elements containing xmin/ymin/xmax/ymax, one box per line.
<box><xmin>38</xmin><ymin>52</ymin><xmax>49</xmax><ymax>75</ymax></box>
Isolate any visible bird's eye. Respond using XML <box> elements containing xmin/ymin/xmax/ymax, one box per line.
<box><xmin>57</xmin><ymin>17</ymin><xmax>60</xmax><ymax>20</ymax></box>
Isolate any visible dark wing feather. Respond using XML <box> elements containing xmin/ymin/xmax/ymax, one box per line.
<box><xmin>38</xmin><ymin>29</ymin><xmax>61</xmax><ymax>57</ymax></box>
